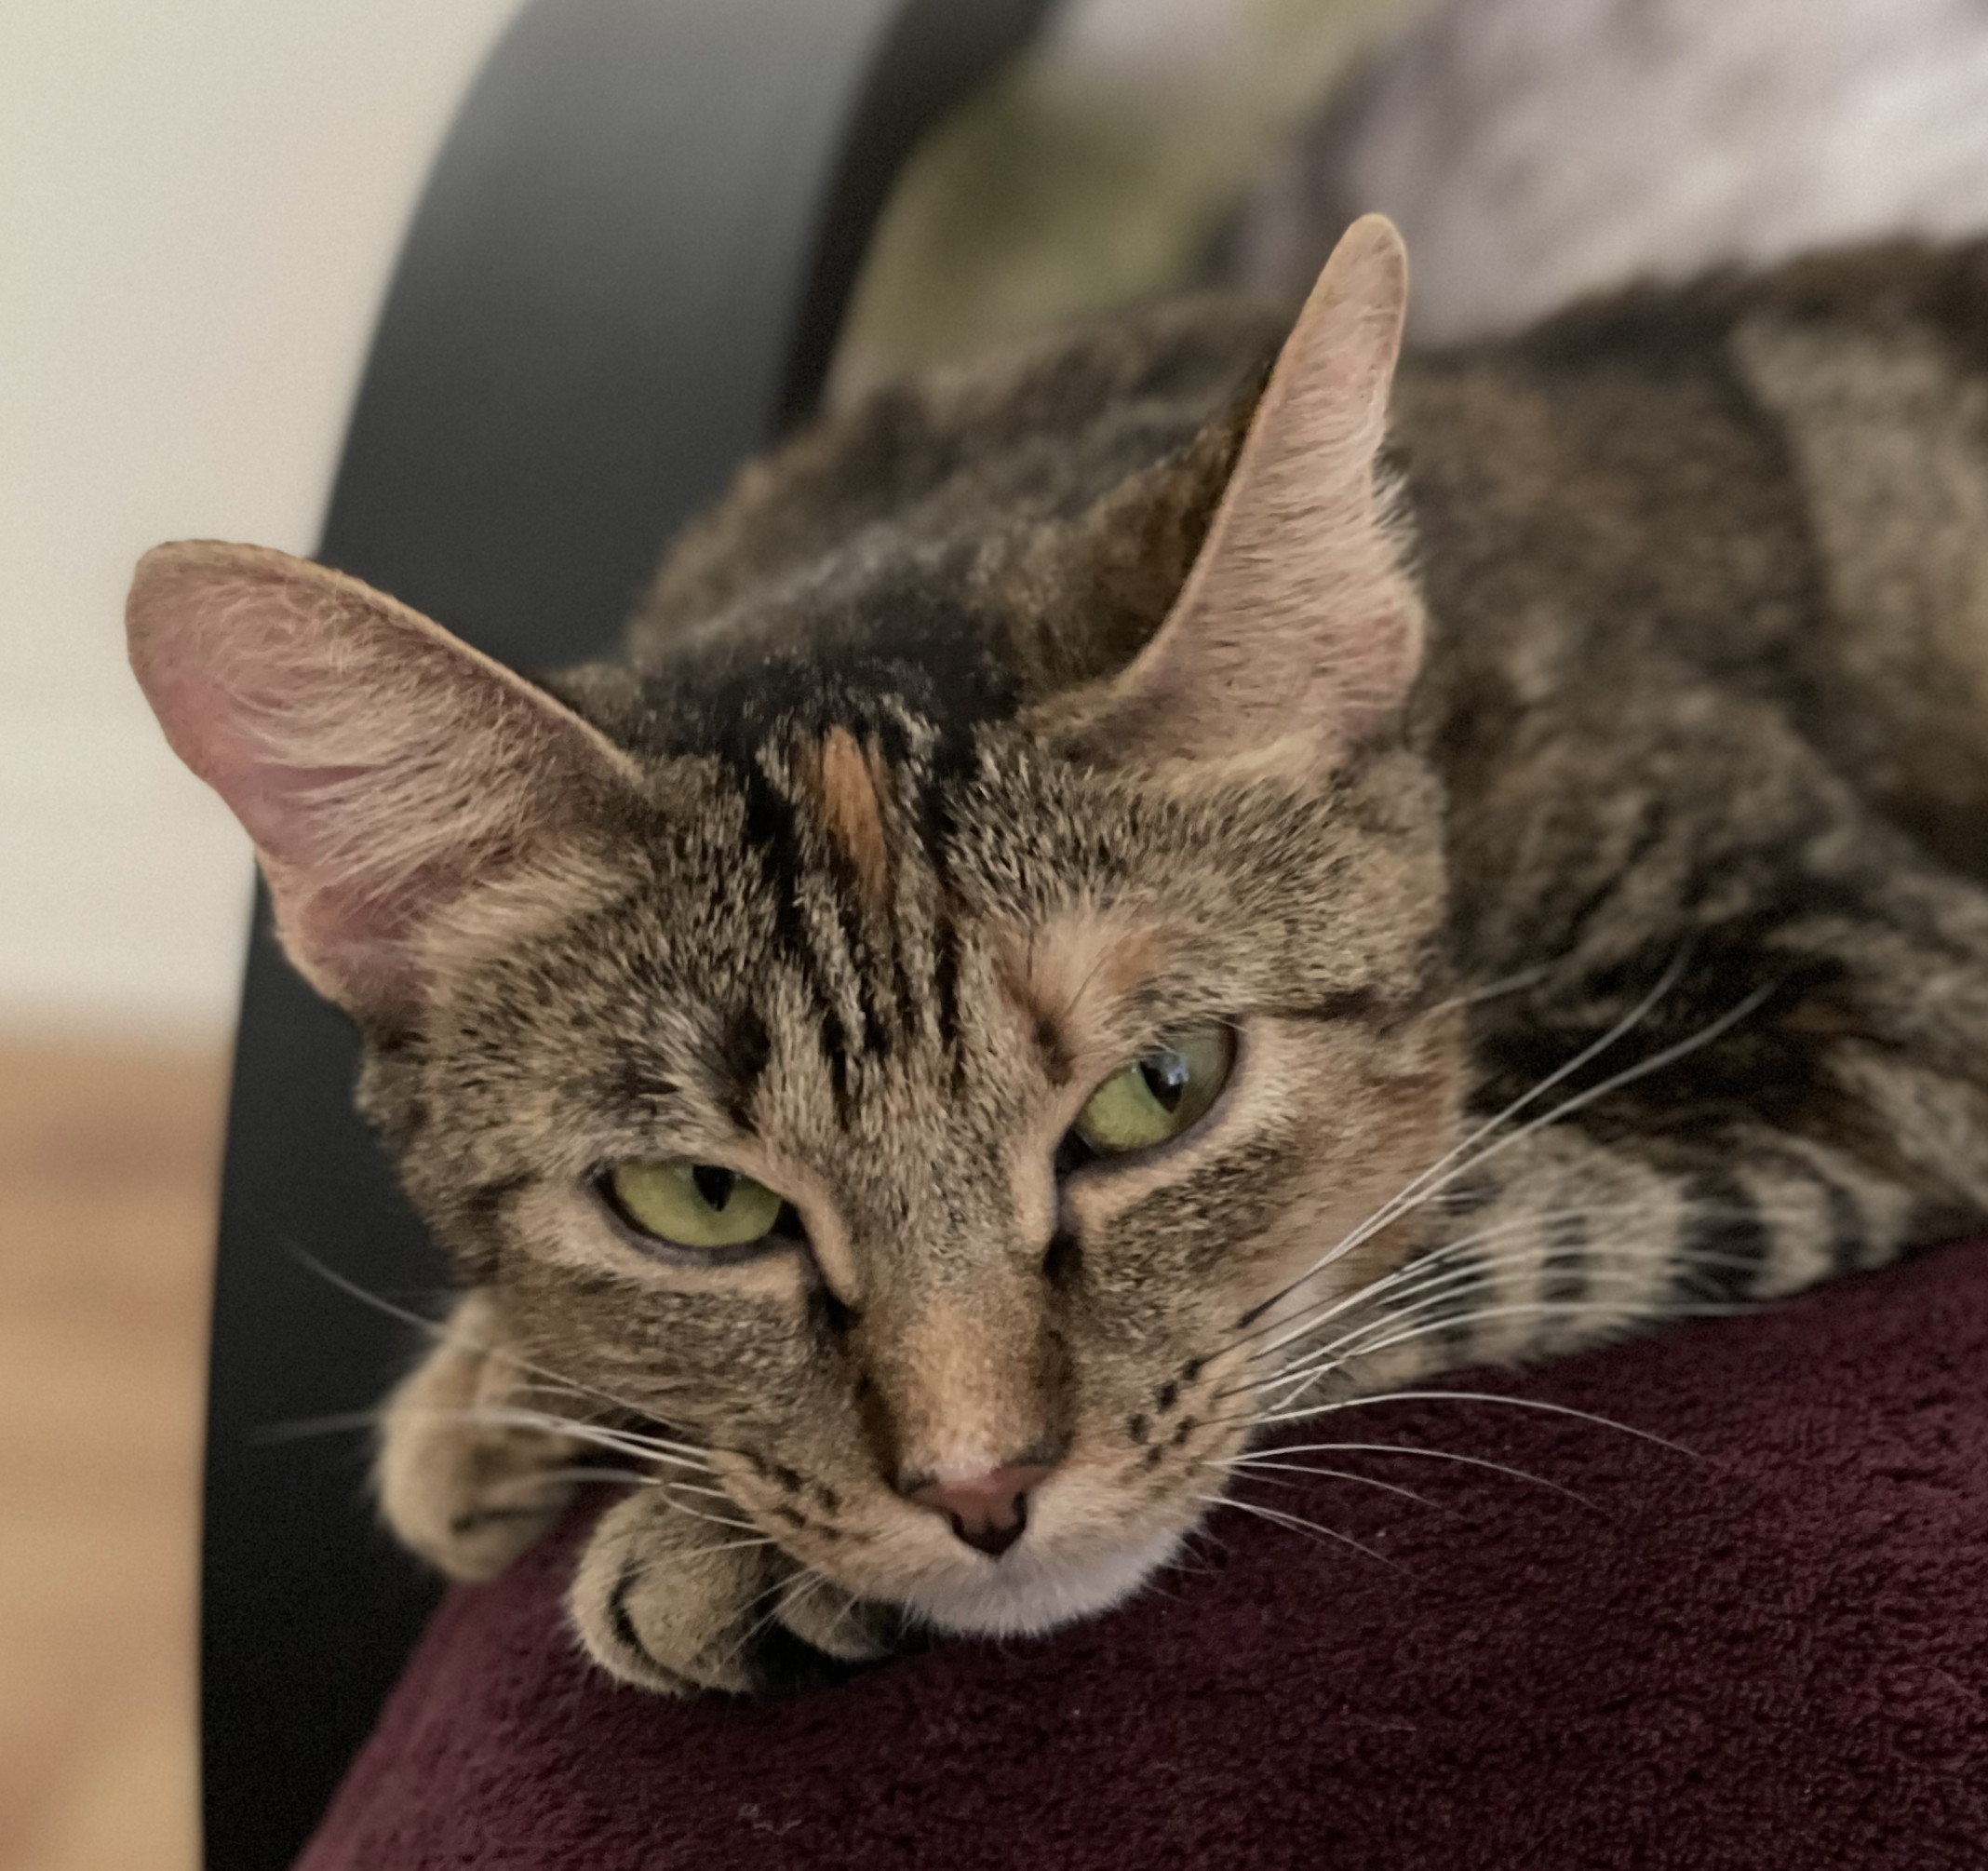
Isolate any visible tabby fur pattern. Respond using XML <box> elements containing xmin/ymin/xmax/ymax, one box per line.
<box><xmin>129</xmin><ymin>224</ymin><xmax>1988</xmax><ymax>1695</ymax></box>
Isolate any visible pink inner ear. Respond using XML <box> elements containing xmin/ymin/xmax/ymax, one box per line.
<box><xmin>128</xmin><ymin>540</ymin><xmax>638</xmax><ymax>1020</ymax></box>
<box><xmin>140</xmin><ymin>620</ymin><xmax>506</xmax><ymax>1012</ymax></box>
<box><xmin>1081</xmin><ymin>215</ymin><xmax>1422</xmax><ymax>768</ymax></box>
<box><xmin>146</xmin><ymin>660</ymin><xmax>363</xmax><ymax>868</ymax></box>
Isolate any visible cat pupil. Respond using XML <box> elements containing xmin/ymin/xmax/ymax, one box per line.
<box><xmin>1140</xmin><ymin>1050</ymin><xmax>1190</xmax><ymax>1113</ymax></box>
<box><xmin>692</xmin><ymin>1164</ymin><xmax>735</xmax><ymax>1211</ymax></box>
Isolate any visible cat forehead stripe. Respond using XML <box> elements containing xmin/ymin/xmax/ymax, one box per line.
<box><xmin>796</xmin><ymin>727</ymin><xmax>893</xmax><ymax>914</ymax></box>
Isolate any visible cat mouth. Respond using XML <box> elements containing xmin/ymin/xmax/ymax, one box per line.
<box><xmin>878</xmin><ymin>1519</ymin><xmax>1188</xmax><ymax>1639</ymax></box>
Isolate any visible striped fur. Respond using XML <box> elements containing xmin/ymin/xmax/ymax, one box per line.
<box><xmin>415</xmin><ymin>240</ymin><xmax>1988</xmax><ymax>1689</ymax></box>
<box><xmin>563</xmin><ymin>241</ymin><xmax>1988</xmax><ymax>1688</ymax></box>
<box><xmin>132</xmin><ymin>236</ymin><xmax>1988</xmax><ymax>1695</ymax></box>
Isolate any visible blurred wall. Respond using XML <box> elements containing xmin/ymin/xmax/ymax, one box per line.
<box><xmin>0</xmin><ymin>0</ymin><xmax>523</xmax><ymax>1038</ymax></box>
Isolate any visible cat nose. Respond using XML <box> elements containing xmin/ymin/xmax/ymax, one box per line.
<box><xmin>902</xmin><ymin>1462</ymin><xmax>1055</xmax><ymax>1558</ymax></box>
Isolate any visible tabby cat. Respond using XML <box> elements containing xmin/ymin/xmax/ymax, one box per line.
<box><xmin>128</xmin><ymin>218</ymin><xmax>1988</xmax><ymax>1695</ymax></box>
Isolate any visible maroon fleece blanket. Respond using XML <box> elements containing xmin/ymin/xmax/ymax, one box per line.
<box><xmin>299</xmin><ymin>1240</ymin><xmax>1988</xmax><ymax>1871</ymax></box>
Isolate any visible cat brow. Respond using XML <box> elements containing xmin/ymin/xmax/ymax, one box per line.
<box><xmin>997</xmin><ymin>921</ymin><xmax>1162</xmax><ymax>1084</ymax></box>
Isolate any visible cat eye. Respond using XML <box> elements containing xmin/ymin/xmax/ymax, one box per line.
<box><xmin>601</xmin><ymin>1158</ymin><xmax>790</xmax><ymax>1253</ymax></box>
<box><xmin>1069</xmin><ymin>1024</ymin><xmax>1235</xmax><ymax>1158</ymax></box>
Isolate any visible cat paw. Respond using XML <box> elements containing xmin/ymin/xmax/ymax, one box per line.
<box><xmin>568</xmin><ymin>1487</ymin><xmax>899</xmax><ymax>1696</ymax></box>
<box><xmin>376</xmin><ymin>1290</ymin><xmax>586</xmax><ymax>1582</ymax></box>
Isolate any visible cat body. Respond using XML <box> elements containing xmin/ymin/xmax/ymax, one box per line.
<box><xmin>129</xmin><ymin>227</ymin><xmax>1988</xmax><ymax>1695</ymax></box>
<box><xmin>1216</xmin><ymin>0</ymin><xmax>1988</xmax><ymax>343</ymax></box>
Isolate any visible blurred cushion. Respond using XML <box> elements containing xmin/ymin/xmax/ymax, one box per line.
<box><xmin>296</xmin><ymin>1238</ymin><xmax>1988</xmax><ymax>1871</ymax></box>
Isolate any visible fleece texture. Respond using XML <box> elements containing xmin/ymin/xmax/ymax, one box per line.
<box><xmin>296</xmin><ymin>1238</ymin><xmax>1988</xmax><ymax>1871</ymax></box>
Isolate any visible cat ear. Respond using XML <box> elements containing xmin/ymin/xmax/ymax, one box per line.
<box><xmin>128</xmin><ymin>541</ymin><xmax>642</xmax><ymax>1025</ymax></box>
<box><xmin>1073</xmin><ymin>214</ymin><xmax>1420</xmax><ymax>769</ymax></box>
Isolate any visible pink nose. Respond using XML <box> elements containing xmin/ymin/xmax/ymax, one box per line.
<box><xmin>904</xmin><ymin>1462</ymin><xmax>1055</xmax><ymax>1558</ymax></box>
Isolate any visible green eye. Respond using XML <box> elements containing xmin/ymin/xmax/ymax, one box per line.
<box><xmin>604</xmin><ymin>1159</ymin><xmax>787</xmax><ymax>1251</ymax></box>
<box><xmin>1071</xmin><ymin>1024</ymin><xmax>1234</xmax><ymax>1158</ymax></box>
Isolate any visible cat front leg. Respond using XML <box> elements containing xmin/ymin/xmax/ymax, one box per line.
<box><xmin>568</xmin><ymin>1487</ymin><xmax>899</xmax><ymax>1696</ymax></box>
<box><xmin>375</xmin><ymin>1288</ymin><xmax>587</xmax><ymax>1582</ymax></box>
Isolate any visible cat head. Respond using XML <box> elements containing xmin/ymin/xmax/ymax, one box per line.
<box><xmin>128</xmin><ymin>218</ymin><xmax>1457</xmax><ymax>1635</ymax></box>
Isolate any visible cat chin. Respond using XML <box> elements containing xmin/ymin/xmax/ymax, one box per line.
<box><xmin>890</xmin><ymin>1525</ymin><xmax>1186</xmax><ymax>1639</ymax></box>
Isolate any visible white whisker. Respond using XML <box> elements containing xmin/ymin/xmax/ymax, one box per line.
<box><xmin>1232</xmin><ymin>950</ymin><xmax>1697</xmax><ymax>1351</ymax></box>
<box><xmin>1216</xmin><ymin>1443</ymin><xmax>1600</xmax><ymax>1508</ymax></box>
<box><xmin>288</xmin><ymin>1246</ymin><xmax>718</xmax><ymax>1460</ymax></box>
<box><xmin>1250</xmin><ymin>1387</ymin><xmax>1703</xmax><ymax>1458</ymax></box>
<box><xmin>1276</xmin><ymin>981</ymin><xmax>1774</xmax><ymax>1360</ymax></box>
<box><xmin>1230</xmin><ymin>1208</ymin><xmax>1620</xmax><ymax>1369</ymax></box>
<box><xmin>1189</xmin><ymin>1491</ymin><xmax>1403</xmax><ymax>1570</ymax></box>
<box><xmin>483</xmin><ymin>1464</ymin><xmax>658</xmax><ymax>1493</ymax></box>
<box><xmin>1242</xmin><ymin>1198</ymin><xmax>1801</xmax><ymax>1380</ymax></box>
<box><xmin>1430</xmin><ymin>962</ymin><xmax>1560</xmax><ymax>1012</ymax></box>
<box><xmin>357</xmin><ymin>1404</ymin><xmax>719</xmax><ymax>1476</ymax></box>
<box><xmin>1201</xmin><ymin>1457</ymin><xmax>1437</xmax><ymax>1511</ymax></box>
<box><xmin>1261</xmin><ymin>1293</ymin><xmax>1750</xmax><ymax>1410</ymax></box>
<box><xmin>656</xmin><ymin>1485</ymin><xmax>766</xmax><ymax>1537</ymax></box>
<box><xmin>1218</xmin><ymin>1222</ymin><xmax>1786</xmax><ymax>1408</ymax></box>
<box><xmin>705</xmin><ymin>1568</ymin><xmax>816</xmax><ymax>1683</ymax></box>
<box><xmin>254</xmin><ymin>1407</ymin><xmax>390</xmax><ymax>1443</ymax></box>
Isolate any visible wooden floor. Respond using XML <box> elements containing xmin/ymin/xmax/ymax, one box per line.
<box><xmin>0</xmin><ymin>1034</ymin><xmax>224</xmax><ymax>1871</ymax></box>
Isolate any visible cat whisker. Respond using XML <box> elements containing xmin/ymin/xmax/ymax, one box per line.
<box><xmin>656</xmin><ymin>1483</ymin><xmax>767</xmax><ymax>1537</ymax></box>
<box><xmin>279</xmin><ymin>1248</ymin><xmax>457</xmax><ymax>1340</ymax></box>
<box><xmin>286</xmin><ymin>1245</ymin><xmax>723</xmax><ymax>1461</ymax></box>
<box><xmin>461</xmin><ymin>1406</ymin><xmax>715</xmax><ymax>1467</ymax></box>
<box><xmin>254</xmin><ymin>1407</ymin><xmax>393</xmax><ymax>1443</ymax></box>
<box><xmin>512</xmin><ymin>1373</ymin><xmax>645</xmax><ymax>1415</ymax></box>
<box><xmin>1277</xmin><ymin>1201</ymin><xmax>1813</xmax><ymax>1353</ymax></box>
<box><xmin>705</xmin><ymin>1567</ymin><xmax>822</xmax><ymax>1684</ymax></box>
<box><xmin>1230</xmin><ymin>1205</ymin><xmax>1641</xmax><ymax>1364</ymax></box>
<box><xmin>780</xmin><ymin>1570</ymin><xmax>833</xmax><ymax>1622</ymax></box>
<box><xmin>808</xmin><ymin>1583</ymin><xmax>866</xmax><ymax>1650</ymax></box>
<box><xmin>1232</xmin><ymin>969</ymin><xmax>1777</xmax><ymax>1366</ymax></box>
<box><xmin>1216</xmin><ymin>1443</ymin><xmax>1601</xmax><ymax>1509</ymax></box>
<box><xmin>1298</xmin><ymin>1275</ymin><xmax>1756</xmax><ymax>1364</ymax></box>
<box><xmin>483</xmin><ymin>1464</ymin><xmax>660</xmax><ymax>1493</ymax></box>
<box><xmin>365</xmin><ymin>1403</ymin><xmax>720</xmax><ymax>1476</ymax></box>
<box><xmin>1199</xmin><ymin>1457</ymin><xmax>1439</xmax><ymax>1511</ymax></box>
<box><xmin>1229</xmin><ymin>947</ymin><xmax>1695</xmax><ymax>1345</ymax></box>
<box><xmin>1247</xmin><ymin>1386</ymin><xmax>1704</xmax><ymax>1459</ymax></box>
<box><xmin>1189</xmin><ymin>1491</ymin><xmax>1404</xmax><ymax>1571</ymax></box>
<box><xmin>254</xmin><ymin>1401</ymin><xmax>708</xmax><ymax>1472</ymax></box>
<box><xmin>1225</xmin><ymin>1211</ymin><xmax>1607</xmax><ymax>1371</ymax></box>
<box><xmin>1219</xmin><ymin>1219</ymin><xmax>1788</xmax><ymax>1402</ymax></box>
<box><xmin>1169</xmin><ymin>1524</ymin><xmax>1233</xmax><ymax>1580</ymax></box>
<box><xmin>570</xmin><ymin>1420</ymin><xmax>719</xmax><ymax>1463</ymax></box>
<box><xmin>1226</xmin><ymin>1220</ymin><xmax>1680</xmax><ymax>1384</ymax></box>
<box><xmin>1390</xmin><ymin>1196</ymin><xmax>1802</xmax><ymax>1308</ymax></box>
<box><xmin>1261</xmin><ymin>1294</ymin><xmax>1753</xmax><ymax>1409</ymax></box>
<box><xmin>1290</xmin><ymin>980</ymin><xmax>1777</xmax><ymax>1348</ymax></box>
<box><xmin>1429</xmin><ymin>962</ymin><xmax>1561</xmax><ymax>1012</ymax></box>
